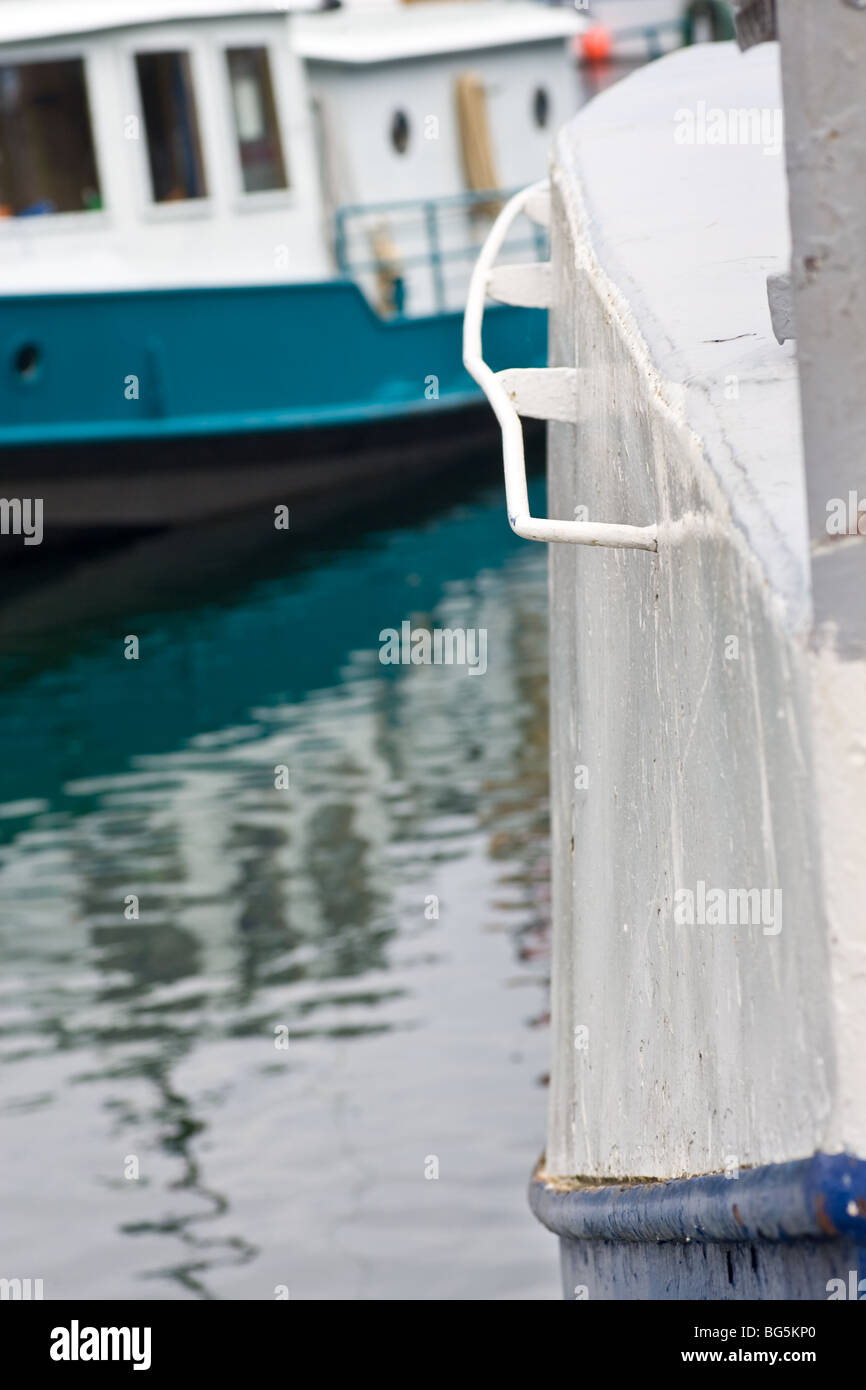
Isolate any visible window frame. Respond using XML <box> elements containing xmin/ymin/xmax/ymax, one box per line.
<box><xmin>0</xmin><ymin>23</ymin><xmax>298</xmax><ymax>233</ymax></box>
<box><xmin>222</xmin><ymin>43</ymin><xmax>289</xmax><ymax>202</ymax></box>
<box><xmin>219</xmin><ymin>38</ymin><xmax>293</xmax><ymax>212</ymax></box>
<box><xmin>0</xmin><ymin>43</ymin><xmax>108</xmax><ymax>233</ymax></box>
<box><xmin>124</xmin><ymin>32</ymin><xmax>215</xmax><ymax>223</ymax></box>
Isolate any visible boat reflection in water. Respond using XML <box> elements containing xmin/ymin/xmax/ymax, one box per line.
<box><xmin>0</xmin><ymin>465</ymin><xmax>554</xmax><ymax>1300</ymax></box>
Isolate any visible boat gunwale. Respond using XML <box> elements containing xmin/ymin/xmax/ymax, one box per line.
<box><xmin>529</xmin><ymin>1153</ymin><xmax>866</xmax><ymax>1246</ymax></box>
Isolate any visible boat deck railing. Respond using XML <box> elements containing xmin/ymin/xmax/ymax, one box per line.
<box><xmin>334</xmin><ymin>188</ymin><xmax>547</xmax><ymax>319</ymax></box>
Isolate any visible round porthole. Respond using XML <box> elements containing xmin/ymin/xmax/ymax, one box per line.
<box><xmin>13</xmin><ymin>343</ymin><xmax>41</xmax><ymax>382</ymax></box>
<box><xmin>390</xmin><ymin>110</ymin><xmax>410</xmax><ymax>155</ymax></box>
<box><xmin>533</xmin><ymin>87</ymin><xmax>550</xmax><ymax>130</ymax></box>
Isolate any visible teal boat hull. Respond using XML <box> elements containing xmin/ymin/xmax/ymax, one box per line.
<box><xmin>0</xmin><ymin>278</ymin><xmax>545</xmax><ymax>446</ymax></box>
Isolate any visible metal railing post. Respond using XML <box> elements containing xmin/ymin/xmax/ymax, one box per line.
<box><xmin>334</xmin><ymin>208</ymin><xmax>347</xmax><ymax>274</ymax></box>
<box><xmin>424</xmin><ymin>199</ymin><xmax>446</xmax><ymax>314</ymax></box>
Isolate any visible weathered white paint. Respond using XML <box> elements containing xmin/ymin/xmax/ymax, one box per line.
<box><xmin>545</xmin><ymin>42</ymin><xmax>843</xmax><ymax>1181</ymax></box>
<box><xmin>496</xmin><ymin>367</ymin><xmax>580</xmax><ymax>424</ymax></box>
<box><xmin>775</xmin><ymin>1</ymin><xmax>866</xmax><ymax>1158</ymax></box>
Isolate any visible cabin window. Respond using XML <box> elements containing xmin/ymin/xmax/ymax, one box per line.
<box><xmin>135</xmin><ymin>51</ymin><xmax>208</xmax><ymax>202</ymax></box>
<box><xmin>226</xmin><ymin>48</ymin><xmax>288</xmax><ymax>193</ymax></box>
<box><xmin>0</xmin><ymin>59</ymin><xmax>101</xmax><ymax>217</ymax></box>
<box><xmin>390</xmin><ymin>110</ymin><xmax>410</xmax><ymax>155</ymax></box>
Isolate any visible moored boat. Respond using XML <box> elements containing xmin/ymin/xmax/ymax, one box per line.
<box><xmin>0</xmin><ymin>0</ymin><xmax>582</xmax><ymax>525</ymax></box>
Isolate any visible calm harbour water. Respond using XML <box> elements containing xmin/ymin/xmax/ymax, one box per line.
<box><xmin>0</xmin><ymin>461</ymin><xmax>556</xmax><ymax>1300</ymax></box>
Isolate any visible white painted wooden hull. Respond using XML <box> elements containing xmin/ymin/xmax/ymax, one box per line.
<box><xmin>466</xmin><ymin>28</ymin><xmax>866</xmax><ymax>1298</ymax></box>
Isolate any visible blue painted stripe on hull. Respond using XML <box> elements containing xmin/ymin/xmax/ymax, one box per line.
<box><xmin>0</xmin><ymin>279</ymin><xmax>546</xmax><ymax>447</ymax></box>
<box><xmin>531</xmin><ymin>1155</ymin><xmax>866</xmax><ymax>1300</ymax></box>
<box><xmin>530</xmin><ymin>1153</ymin><xmax>866</xmax><ymax>1244</ymax></box>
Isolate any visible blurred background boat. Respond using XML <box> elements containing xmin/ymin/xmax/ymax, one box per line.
<box><xmin>0</xmin><ymin>0</ymin><xmax>731</xmax><ymax>530</ymax></box>
<box><xmin>0</xmin><ymin>0</ymin><xmax>577</xmax><ymax>527</ymax></box>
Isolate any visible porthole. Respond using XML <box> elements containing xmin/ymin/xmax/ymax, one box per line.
<box><xmin>533</xmin><ymin>87</ymin><xmax>550</xmax><ymax>130</ymax></box>
<box><xmin>390</xmin><ymin>109</ymin><xmax>410</xmax><ymax>155</ymax></box>
<box><xmin>13</xmin><ymin>343</ymin><xmax>41</xmax><ymax>382</ymax></box>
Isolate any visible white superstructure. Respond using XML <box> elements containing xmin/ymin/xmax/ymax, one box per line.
<box><xmin>0</xmin><ymin>1</ymin><xmax>580</xmax><ymax>302</ymax></box>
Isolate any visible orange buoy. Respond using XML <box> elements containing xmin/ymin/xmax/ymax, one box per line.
<box><xmin>579</xmin><ymin>24</ymin><xmax>613</xmax><ymax>64</ymax></box>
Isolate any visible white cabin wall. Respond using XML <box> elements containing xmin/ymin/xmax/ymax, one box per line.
<box><xmin>305</xmin><ymin>41</ymin><xmax>579</xmax><ymax>207</ymax></box>
<box><xmin>305</xmin><ymin>40</ymin><xmax>577</xmax><ymax>313</ymax></box>
<box><xmin>0</xmin><ymin>14</ymin><xmax>330</xmax><ymax>292</ymax></box>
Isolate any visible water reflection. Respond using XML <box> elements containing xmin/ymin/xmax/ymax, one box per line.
<box><xmin>0</xmin><ymin>472</ymin><xmax>554</xmax><ymax>1300</ymax></box>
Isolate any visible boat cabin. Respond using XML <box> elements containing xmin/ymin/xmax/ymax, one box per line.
<box><xmin>0</xmin><ymin>1</ymin><xmax>331</xmax><ymax>294</ymax></box>
<box><xmin>0</xmin><ymin>0</ymin><xmax>580</xmax><ymax>313</ymax></box>
<box><xmin>296</xmin><ymin>2</ymin><xmax>579</xmax><ymax>313</ymax></box>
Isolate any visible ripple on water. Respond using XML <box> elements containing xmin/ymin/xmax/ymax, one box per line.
<box><xmin>0</xmin><ymin>479</ymin><xmax>556</xmax><ymax>1300</ymax></box>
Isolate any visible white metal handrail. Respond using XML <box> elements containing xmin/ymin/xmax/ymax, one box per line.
<box><xmin>462</xmin><ymin>180</ymin><xmax>658</xmax><ymax>551</ymax></box>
